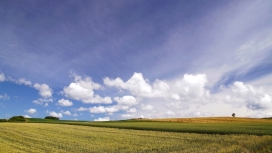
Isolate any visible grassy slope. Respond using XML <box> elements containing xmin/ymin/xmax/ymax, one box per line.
<box><xmin>25</xmin><ymin>117</ymin><xmax>272</xmax><ymax>136</ymax></box>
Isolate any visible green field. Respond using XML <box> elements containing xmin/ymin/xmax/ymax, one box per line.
<box><xmin>1</xmin><ymin>123</ymin><xmax>272</xmax><ymax>152</ymax></box>
<box><xmin>26</xmin><ymin>117</ymin><xmax>272</xmax><ymax>135</ymax></box>
<box><xmin>1</xmin><ymin>117</ymin><xmax>272</xmax><ymax>152</ymax></box>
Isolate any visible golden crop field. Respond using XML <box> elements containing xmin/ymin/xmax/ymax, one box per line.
<box><xmin>150</xmin><ymin>117</ymin><xmax>272</xmax><ymax>123</ymax></box>
<box><xmin>0</xmin><ymin>123</ymin><xmax>272</xmax><ymax>152</ymax></box>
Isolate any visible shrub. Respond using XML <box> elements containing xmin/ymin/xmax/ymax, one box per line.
<box><xmin>45</xmin><ymin>116</ymin><xmax>59</xmax><ymax>120</ymax></box>
<box><xmin>0</xmin><ymin>119</ymin><xmax>7</xmax><ymax>122</ymax></box>
<box><xmin>8</xmin><ymin>116</ymin><xmax>26</xmax><ymax>122</ymax></box>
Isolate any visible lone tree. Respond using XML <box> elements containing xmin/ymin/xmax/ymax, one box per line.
<box><xmin>232</xmin><ymin>113</ymin><xmax>236</xmax><ymax>117</ymax></box>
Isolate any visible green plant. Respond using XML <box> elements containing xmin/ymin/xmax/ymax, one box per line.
<box><xmin>8</xmin><ymin>116</ymin><xmax>26</xmax><ymax>122</ymax></box>
<box><xmin>45</xmin><ymin>116</ymin><xmax>59</xmax><ymax>120</ymax></box>
<box><xmin>0</xmin><ymin>119</ymin><xmax>7</xmax><ymax>122</ymax></box>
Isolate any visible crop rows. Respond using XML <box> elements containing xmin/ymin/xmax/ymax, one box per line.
<box><xmin>0</xmin><ymin>123</ymin><xmax>272</xmax><ymax>152</ymax></box>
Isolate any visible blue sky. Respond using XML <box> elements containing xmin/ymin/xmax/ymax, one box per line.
<box><xmin>1</xmin><ymin>0</ymin><xmax>272</xmax><ymax>121</ymax></box>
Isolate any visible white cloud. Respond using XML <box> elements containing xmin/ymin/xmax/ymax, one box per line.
<box><xmin>62</xmin><ymin>110</ymin><xmax>72</xmax><ymax>116</ymax></box>
<box><xmin>0</xmin><ymin>72</ymin><xmax>5</xmax><ymax>82</ymax></box>
<box><xmin>57</xmin><ymin>99</ymin><xmax>73</xmax><ymax>107</ymax></box>
<box><xmin>63</xmin><ymin>74</ymin><xmax>112</xmax><ymax>104</ymax></box>
<box><xmin>248</xmin><ymin>112</ymin><xmax>272</xmax><ymax>118</ymax></box>
<box><xmin>26</xmin><ymin>108</ymin><xmax>37</xmax><ymax>115</ymax></box>
<box><xmin>0</xmin><ymin>93</ymin><xmax>10</xmax><ymax>100</ymax></box>
<box><xmin>171</xmin><ymin>74</ymin><xmax>210</xmax><ymax>101</ymax></box>
<box><xmin>187</xmin><ymin>111</ymin><xmax>214</xmax><ymax>117</ymax></box>
<box><xmin>104</xmin><ymin>73</ymin><xmax>153</xmax><ymax>97</ymax></box>
<box><xmin>141</xmin><ymin>104</ymin><xmax>154</xmax><ymax>111</ymax></box>
<box><xmin>104</xmin><ymin>73</ymin><xmax>210</xmax><ymax>102</ymax></box>
<box><xmin>104</xmin><ymin>72</ymin><xmax>213</xmax><ymax>118</ymax></box>
<box><xmin>127</xmin><ymin>108</ymin><xmax>137</xmax><ymax>113</ymax></box>
<box><xmin>33</xmin><ymin>83</ymin><xmax>52</xmax><ymax>98</ymax></box>
<box><xmin>33</xmin><ymin>98</ymin><xmax>53</xmax><ymax>105</ymax></box>
<box><xmin>77</xmin><ymin>107</ymin><xmax>89</xmax><ymax>111</ymax></box>
<box><xmin>223</xmin><ymin>81</ymin><xmax>272</xmax><ymax>110</ymax></box>
<box><xmin>48</xmin><ymin>111</ymin><xmax>63</xmax><ymax>118</ymax></box>
<box><xmin>24</xmin><ymin>115</ymin><xmax>31</xmax><ymax>118</ymax></box>
<box><xmin>89</xmin><ymin>105</ymin><xmax>120</xmax><ymax>114</ymax></box>
<box><xmin>94</xmin><ymin>117</ymin><xmax>110</xmax><ymax>121</ymax></box>
<box><xmin>16</xmin><ymin>78</ymin><xmax>32</xmax><ymax>86</ymax></box>
<box><xmin>114</xmin><ymin>95</ymin><xmax>138</xmax><ymax>106</ymax></box>
<box><xmin>121</xmin><ymin>114</ymin><xmax>133</xmax><ymax>118</ymax></box>
<box><xmin>165</xmin><ymin>110</ymin><xmax>175</xmax><ymax>116</ymax></box>
<box><xmin>89</xmin><ymin>106</ymin><xmax>106</xmax><ymax>113</ymax></box>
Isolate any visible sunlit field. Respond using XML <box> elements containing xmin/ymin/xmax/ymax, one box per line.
<box><xmin>1</xmin><ymin>123</ymin><xmax>272</xmax><ymax>152</ymax></box>
<box><xmin>25</xmin><ymin>117</ymin><xmax>272</xmax><ymax>136</ymax></box>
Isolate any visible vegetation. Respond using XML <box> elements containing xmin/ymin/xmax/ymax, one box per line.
<box><xmin>45</xmin><ymin>116</ymin><xmax>59</xmax><ymax>120</ymax></box>
<box><xmin>0</xmin><ymin>119</ymin><xmax>7</xmax><ymax>122</ymax></box>
<box><xmin>0</xmin><ymin>123</ymin><xmax>271</xmax><ymax>152</ymax></box>
<box><xmin>22</xmin><ymin>117</ymin><xmax>272</xmax><ymax>136</ymax></box>
<box><xmin>232</xmin><ymin>113</ymin><xmax>236</xmax><ymax>117</ymax></box>
<box><xmin>8</xmin><ymin>116</ymin><xmax>26</xmax><ymax>122</ymax></box>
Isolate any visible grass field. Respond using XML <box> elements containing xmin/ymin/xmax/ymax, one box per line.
<box><xmin>25</xmin><ymin>117</ymin><xmax>272</xmax><ymax>136</ymax></box>
<box><xmin>1</xmin><ymin>123</ymin><xmax>272</xmax><ymax>152</ymax></box>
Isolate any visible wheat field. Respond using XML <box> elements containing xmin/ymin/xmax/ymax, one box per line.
<box><xmin>0</xmin><ymin>123</ymin><xmax>272</xmax><ymax>152</ymax></box>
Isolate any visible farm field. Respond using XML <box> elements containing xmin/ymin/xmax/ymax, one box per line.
<box><xmin>1</xmin><ymin>123</ymin><xmax>272</xmax><ymax>152</ymax></box>
<box><xmin>26</xmin><ymin>117</ymin><xmax>272</xmax><ymax>136</ymax></box>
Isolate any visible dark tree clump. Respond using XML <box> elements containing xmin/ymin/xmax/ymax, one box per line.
<box><xmin>0</xmin><ymin>119</ymin><xmax>7</xmax><ymax>122</ymax></box>
<box><xmin>45</xmin><ymin>116</ymin><xmax>59</xmax><ymax>120</ymax></box>
<box><xmin>8</xmin><ymin>116</ymin><xmax>26</xmax><ymax>122</ymax></box>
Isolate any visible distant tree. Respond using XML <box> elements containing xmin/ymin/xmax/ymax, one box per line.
<box><xmin>232</xmin><ymin>113</ymin><xmax>236</xmax><ymax>117</ymax></box>
<box><xmin>8</xmin><ymin>116</ymin><xmax>26</xmax><ymax>122</ymax></box>
<box><xmin>0</xmin><ymin>119</ymin><xmax>7</xmax><ymax>122</ymax></box>
<box><xmin>45</xmin><ymin>116</ymin><xmax>59</xmax><ymax>120</ymax></box>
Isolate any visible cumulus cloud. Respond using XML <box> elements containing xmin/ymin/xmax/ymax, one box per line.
<box><xmin>165</xmin><ymin>110</ymin><xmax>175</xmax><ymax>116</ymax></box>
<box><xmin>63</xmin><ymin>74</ymin><xmax>112</xmax><ymax>104</ymax></box>
<box><xmin>57</xmin><ymin>99</ymin><xmax>73</xmax><ymax>107</ymax></box>
<box><xmin>89</xmin><ymin>105</ymin><xmax>121</xmax><ymax>114</ymax></box>
<box><xmin>171</xmin><ymin>74</ymin><xmax>210</xmax><ymax>101</ymax></box>
<box><xmin>47</xmin><ymin>111</ymin><xmax>63</xmax><ymax>118</ymax></box>
<box><xmin>141</xmin><ymin>104</ymin><xmax>154</xmax><ymax>111</ymax></box>
<box><xmin>16</xmin><ymin>78</ymin><xmax>32</xmax><ymax>86</ymax></box>
<box><xmin>77</xmin><ymin>107</ymin><xmax>89</xmax><ymax>111</ymax></box>
<box><xmin>0</xmin><ymin>93</ymin><xmax>10</xmax><ymax>100</ymax></box>
<box><xmin>114</xmin><ymin>95</ymin><xmax>138</xmax><ymax>106</ymax></box>
<box><xmin>127</xmin><ymin>108</ymin><xmax>137</xmax><ymax>113</ymax></box>
<box><xmin>33</xmin><ymin>98</ymin><xmax>53</xmax><ymax>105</ymax></box>
<box><xmin>0</xmin><ymin>72</ymin><xmax>5</xmax><ymax>82</ymax></box>
<box><xmin>187</xmin><ymin>111</ymin><xmax>214</xmax><ymax>117</ymax></box>
<box><xmin>33</xmin><ymin>83</ymin><xmax>52</xmax><ymax>98</ymax></box>
<box><xmin>94</xmin><ymin>117</ymin><xmax>110</xmax><ymax>121</ymax></box>
<box><xmin>26</xmin><ymin>108</ymin><xmax>37</xmax><ymax>114</ymax></box>
<box><xmin>121</xmin><ymin>114</ymin><xmax>133</xmax><ymax>118</ymax></box>
<box><xmin>102</xmin><ymin>72</ymin><xmax>213</xmax><ymax>118</ymax></box>
<box><xmin>104</xmin><ymin>73</ymin><xmax>153</xmax><ymax>97</ymax></box>
<box><xmin>223</xmin><ymin>81</ymin><xmax>272</xmax><ymax>110</ymax></box>
<box><xmin>62</xmin><ymin>110</ymin><xmax>72</xmax><ymax>116</ymax></box>
<box><xmin>24</xmin><ymin>115</ymin><xmax>31</xmax><ymax>118</ymax></box>
<box><xmin>64</xmin><ymin>72</ymin><xmax>271</xmax><ymax>118</ymax></box>
<box><xmin>104</xmin><ymin>72</ymin><xmax>210</xmax><ymax>102</ymax></box>
<box><xmin>248</xmin><ymin>112</ymin><xmax>272</xmax><ymax>118</ymax></box>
